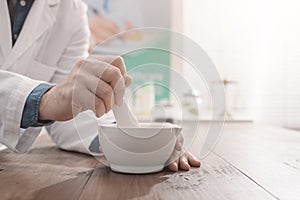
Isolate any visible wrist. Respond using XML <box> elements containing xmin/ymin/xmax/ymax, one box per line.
<box><xmin>39</xmin><ymin>87</ymin><xmax>55</xmax><ymax>121</ymax></box>
<box><xmin>21</xmin><ymin>83</ymin><xmax>55</xmax><ymax>128</ymax></box>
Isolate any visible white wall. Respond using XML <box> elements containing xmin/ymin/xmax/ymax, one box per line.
<box><xmin>182</xmin><ymin>0</ymin><xmax>300</xmax><ymax>127</ymax></box>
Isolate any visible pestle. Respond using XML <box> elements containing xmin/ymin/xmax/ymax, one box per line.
<box><xmin>112</xmin><ymin>101</ymin><xmax>140</xmax><ymax>127</ymax></box>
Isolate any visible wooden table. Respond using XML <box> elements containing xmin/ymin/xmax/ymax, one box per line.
<box><xmin>0</xmin><ymin>123</ymin><xmax>299</xmax><ymax>200</ymax></box>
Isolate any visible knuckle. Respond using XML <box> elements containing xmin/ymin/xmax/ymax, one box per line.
<box><xmin>79</xmin><ymin>59</ymin><xmax>93</xmax><ymax>72</ymax></box>
<box><xmin>115</xmin><ymin>56</ymin><xmax>124</xmax><ymax>64</ymax></box>
<box><xmin>116</xmin><ymin>56</ymin><xmax>125</xmax><ymax>70</ymax></box>
<box><xmin>74</xmin><ymin>70</ymin><xmax>84</xmax><ymax>81</ymax></box>
<box><xmin>110</xmin><ymin>67</ymin><xmax>121</xmax><ymax>77</ymax></box>
<box><xmin>82</xmin><ymin>59</ymin><xmax>101</xmax><ymax>72</ymax></box>
<box><xmin>101</xmin><ymin>62</ymin><xmax>111</xmax><ymax>72</ymax></box>
<box><xmin>102</xmin><ymin>85</ymin><xmax>113</xmax><ymax>95</ymax></box>
<box><xmin>82</xmin><ymin>60</ymin><xmax>95</xmax><ymax>69</ymax></box>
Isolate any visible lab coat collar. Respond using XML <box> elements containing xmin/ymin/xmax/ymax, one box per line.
<box><xmin>2</xmin><ymin>0</ymin><xmax>60</xmax><ymax>69</ymax></box>
<box><xmin>0</xmin><ymin>1</ymin><xmax>12</xmax><ymax>60</ymax></box>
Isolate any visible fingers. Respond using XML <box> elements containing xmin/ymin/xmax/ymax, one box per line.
<box><xmin>168</xmin><ymin>157</ymin><xmax>188</xmax><ymax>172</ymax></box>
<box><xmin>175</xmin><ymin>134</ymin><xmax>184</xmax><ymax>151</ymax></box>
<box><xmin>165</xmin><ymin>133</ymin><xmax>201</xmax><ymax>172</ymax></box>
<box><xmin>101</xmin><ymin>67</ymin><xmax>125</xmax><ymax>106</ymax></box>
<box><xmin>109</xmin><ymin>56</ymin><xmax>126</xmax><ymax>75</ymax></box>
<box><xmin>85</xmin><ymin>75</ymin><xmax>114</xmax><ymax>113</ymax></box>
<box><xmin>178</xmin><ymin>154</ymin><xmax>190</xmax><ymax>171</ymax></box>
<box><xmin>167</xmin><ymin>147</ymin><xmax>181</xmax><ymax>172</ymax></box>
<box><xmin>170</xmin><ymin>153</ymin><xmax>201</xmax><ymax>171</ymax></box>
<box><xmin>175</xmin><ymin>139</ymin><xmax>182</xmax><ymax>151</ymax></box>
<box><xmin>82</xmin><ymin>59</ymin><xmax>126</xmax><ymax>106</ymax></box>
<box><xmin>94</xmin><ymin>96</ymin><xmax>106</xmax><ymax>118</ymax></box>
<box><xmin>125</xmin><ymin>75</ymin><xmax>132</xmax><ymax>87</ymax></box>
<box><xmin>186</xmin><ymin>152</ymin><xmax>201</xmax><ymax>167</ymax></box>
<box><xmin>74</xmin><ymin>56</ymin><xmax>130</xmax><ymax>116</ymax></box>
<box><xmin>95</xmin><ymin>79</ymin><xmax>113</xmax><ymax>113</ymax></box>
<box><xmin>88</xmin><ymin>55</ymin><xmax>132</xmax><ymax>88</ymax></box>
<box><xmin>89</xmin><ymin>56</ymin><xmax>128</xmax><ymax>106</ymax></box>
<box><xmin>85</xmin><ymin>90</ymin><xmax>106</xmax><ymax>118</ymax></box>
<box><xmin>178</xmin><ymin>134</ymin><xmax>184</xmax><ymax>144</ymax></box>
<box><xmin>111</xmin><ymin>72</ymin><xmax>125</xmax><ymax>106</ymax></box>
<box><xmin>89</xmin><ymin>55</ymin><xmax>127</xmax><ymax>76</ymax></box>
<box><xmin>168</xmin><ymin>160</ymin><xmax>179</xmax><ymax>172</ymax></box>
<box><xmin>167</xmin><ymin>151</ymin><xmax>201</xmax><ymax>172</ymax></box>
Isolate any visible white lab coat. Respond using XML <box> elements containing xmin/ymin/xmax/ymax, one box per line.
<box><xmin>0</xmin><ymin>0</ymin><xmax>111</xmax><ymax>154</ymax></box>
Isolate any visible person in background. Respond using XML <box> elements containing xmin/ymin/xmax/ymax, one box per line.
<box><xmin>86</xmin><ymin>0</ymin><xmax>143</xmax><ymax>48</ymax></box>
<box><xmin>87</xmin><ymin>0</ymin><xmax>119</xmax><ymax>48</ymax></box>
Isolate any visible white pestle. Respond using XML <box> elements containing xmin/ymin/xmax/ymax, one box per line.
<box><xmin>112</xmin><ymin>101</ymin><xmax>140</xmax><ymax>127</ymax></box>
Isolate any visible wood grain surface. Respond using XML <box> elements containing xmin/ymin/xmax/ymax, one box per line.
<box><xmin>214</xmin><ymin>123</ymin><xmax>300</xmax><ymax>200</ymax></box>
<box><xmin>0</xmin><ymin>123</ymin><xmax>298</xmax><ymax>200</ymax></box>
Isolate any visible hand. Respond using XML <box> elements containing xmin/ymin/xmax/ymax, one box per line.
<box><xmin>167</xmin><ymin>134</ymin><xmax>201</xmax><ymax>172</ymax></box>
<box><xmin>39</xmin><ymin>55</ymin><xmax>131</xmax><ymax>121</ymax></box>
<box><xmin>89</xmin><ymin>16</ymin><xmax>119</xmax><ymax>46</ymax></box>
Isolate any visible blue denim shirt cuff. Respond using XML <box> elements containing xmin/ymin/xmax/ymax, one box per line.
<box><xmin>21</xmin><ymin>83</ymin><xmax>55</xmax><ymax>129</ymax></box>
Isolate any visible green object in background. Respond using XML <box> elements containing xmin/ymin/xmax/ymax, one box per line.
<box><xmin>123</xmin><ymin>38</ymin><xmax>171</xmax><ymax>102</ymax></box>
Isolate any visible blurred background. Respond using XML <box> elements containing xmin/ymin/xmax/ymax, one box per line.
<box><xmin>182</xmin><ymin>0</ymin><xmax>300</xmax><ymax>130</ymax></box>
<box><xmin>88</xmin><ymin>0</ymin><xmax>300</xmax><ymax>130</ymax></box>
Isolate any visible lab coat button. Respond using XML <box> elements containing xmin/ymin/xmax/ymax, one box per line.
<box><xmin>20</xmin><ymin>0</ymin><xmax>26</xmax><ymax>7</ymax></box>
<box><xmin>14</xmin><ymin>34</ymin><xmax>18</xmax><ymax>40</ymax></box>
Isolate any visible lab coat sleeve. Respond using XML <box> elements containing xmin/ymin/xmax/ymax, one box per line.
<box><xmin>0</xmin><ymin>70</ymin><xmax>43</xmax><ymax>153</ymax></box>
<box><xmin>46</xmin><ymin>110</ymin><xmax>115</xmax><ymax>156</ymax></box>
<box><xmin>45</xmin><ymin>0</ymin><xmax>114</xmax><ymax>156</ymax></box>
